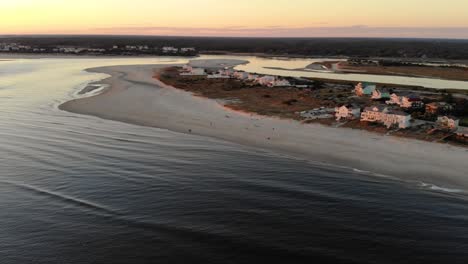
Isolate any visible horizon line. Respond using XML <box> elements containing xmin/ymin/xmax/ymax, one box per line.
<box><xmin>1</xmin><ymin>34</ymin><xmax>468</xmax><ymax>41</ymax></box>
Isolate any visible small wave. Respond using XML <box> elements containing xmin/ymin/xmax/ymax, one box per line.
<box><xmin>352</xmin><ymin>168</ymin><xmax>396</xmax><ymax>180</ymax></box>
<box><xmin>0</xmin><ymin>180</ymin><xmax>121</xmax><ymax>216</ymax></box>
<box><xmin>419</xmin><ymin>182</ymin><xmax>465</xmax><ymax>194</ymax></box>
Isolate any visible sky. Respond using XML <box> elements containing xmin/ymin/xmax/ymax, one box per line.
<box><xmin>1</xmin><ymin>0</ymin><xmax>468</xmax><ymax>38</ymax></box>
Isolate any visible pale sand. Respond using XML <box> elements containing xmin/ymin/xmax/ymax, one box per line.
<box><xmin>60</xmin><ymin>63</ymin><xmax>468</xmax><ymax>190</ymax></box>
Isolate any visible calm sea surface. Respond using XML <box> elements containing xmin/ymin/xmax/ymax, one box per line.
<box><xmin>1</xmin><ymin>57</ymin><xmax>468</xmax><ymax>264</ymax></box>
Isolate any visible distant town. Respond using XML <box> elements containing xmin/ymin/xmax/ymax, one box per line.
<box><xmin>157</xmin><ymin>64</ymin><xmax>468</xmax><ymax>146</ymax></box>
<box><xmin>0</xmin><ymin>42</ymin><xmax>198</xmax><ymax>56</ymax></box>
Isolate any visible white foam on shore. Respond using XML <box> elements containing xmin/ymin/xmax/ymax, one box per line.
<box><xmin>419</xmin><ymin>182</ymin><xmax>465</xmax><ymax>194</ymax></box>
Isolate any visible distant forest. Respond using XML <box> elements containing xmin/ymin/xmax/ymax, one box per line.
<box><xmin>2</xmin><ymin>35</ymin><xmax>468</xmax><ymax>60</ymax></box>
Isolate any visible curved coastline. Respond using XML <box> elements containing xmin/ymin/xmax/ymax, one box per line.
<box><xmin>59</xmin><ymin>62</ymin><xmax>468</xmax><ymax>191</ymax></box>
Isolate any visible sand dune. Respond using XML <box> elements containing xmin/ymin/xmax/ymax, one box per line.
<box><xmin>60</xmin><ymin>62</ymin><xmax>468</xmax><ymax>190</ymax></box>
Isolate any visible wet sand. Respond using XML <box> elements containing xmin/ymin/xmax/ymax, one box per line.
<box><xmin>59</xmin><ymin>61</ymin><xmax>468</xmax><ymax>190</ymax></box>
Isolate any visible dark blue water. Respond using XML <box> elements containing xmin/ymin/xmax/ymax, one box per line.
<box><xmin>1</xmin><ymin>58</ymin><xmax>468</xmax><ymax>264</ymax></box>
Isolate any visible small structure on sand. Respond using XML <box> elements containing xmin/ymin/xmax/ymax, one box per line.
<box><xmin>335</xmin><ymin>105</ymin><xmax>361</xmax><ymax>121</ymax></box>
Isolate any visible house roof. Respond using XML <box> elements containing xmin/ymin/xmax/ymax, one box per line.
<box><xmin>388</xmin><ymin>110</ymin><xmax>410</xmax><ymax>116</ymax></box>
<box><xmin>364</xmin><ymin>105</ymin><xmax>387</xmax><ymax>112</ymax></box>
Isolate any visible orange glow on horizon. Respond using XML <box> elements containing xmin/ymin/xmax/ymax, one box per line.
<box><xmin>1</xmin><ymin>0</ymin><xmax>467</xmax><ymax>38</ymax></box>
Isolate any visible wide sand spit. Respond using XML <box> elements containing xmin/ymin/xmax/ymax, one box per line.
<box><xmin>60</xmin><ymin>59</ymin><xmax>468</xmax><ymax>191</ymax></box>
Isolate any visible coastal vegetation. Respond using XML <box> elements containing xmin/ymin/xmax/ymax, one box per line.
<box><xmin>2</xmin><ymin>36</ymin><xmax>468</xmax><ymax>60</ymax></box>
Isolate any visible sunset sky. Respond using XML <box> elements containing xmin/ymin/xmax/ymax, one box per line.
<box><xmin>1</xmin><ymin>0</ymin><xmax>468</xmax><ymax>38</ymax></box>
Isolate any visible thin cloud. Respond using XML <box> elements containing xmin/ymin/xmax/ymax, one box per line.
<box><xmin>91</xmin><ymin>26</ymin><xmax>468</xmax><ymax>39</ymax></box>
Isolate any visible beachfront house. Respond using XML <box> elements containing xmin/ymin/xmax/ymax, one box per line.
<box><xmin>361</xmin><ymin>106</ymin><xmax>411</xmax><ymax>129</ymax></box>
<box><xmin>371</xmin><ymin>89</ymin><xmax>391</xmax><ymax>100</ymax></box>
<box><xmin>386</xmin><ymin>93</ymin><xmax>423</xmax><ymax>108</ymax></box>
<box><xmin>436</xmin><ymin>116</ymin><xmax>460</xmax><ymax>131</ymax></box>
<box><xmin>335</xmin><ymin>105</ymin><xmax>361</xmax><ymax>121</ymax></box>
<box><xmin>400</xmin><ymin>95</ymin><xmax>424</xmax><ymax>109</ymax></box>
<box><xmin>355</xmin><ymin>83</ymin><xmax>364</xmax><ymax>96</ymax></box>
<box><xmin>355</xmin><ymin>82</ymin><xmax>377</xmax><ymax>96</ymax></box>
<box><xmin>426</xmin><ymin>102</ymin><xmax>453</xmax><ymax>115</ymax></box>
<box><xmin>363</xmin><ymin>84</ymin><xmax>377</xmax><ymax>95</ymax></box>
<box><xmin>386</xmin><ymin>93</ymin><xmax>401</xmax><ymax>105</ymax></box>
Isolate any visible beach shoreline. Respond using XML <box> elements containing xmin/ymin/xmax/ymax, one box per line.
<box><xmin>59</xmin><ymin>61</ymin><xmax>468</xmax><ymax>190</ymax></box>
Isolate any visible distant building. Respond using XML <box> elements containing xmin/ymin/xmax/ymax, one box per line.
<box><xmin>361</xmin><ymin>106</ymin><xmax>411</xmax><ymax>129</ymax></box>
<box><xmin>162</xmin><ymin>46</ymin><xmax>178</xmax><ymax>53</ymax></box>
<box><xmin>335</xmin><ymin>105</ymin><xmax>361</xmax><ymax>121</ymax></box>
<box><xmin>436</xmin><ymin>116</ymin><xmax>460</xmax><ymax>131</ymax></box>
<box><xmin>180</xmin><ymin>68</ymin><xmax>206</xmax><ymax>76</ymax></box>
<box><xmin>181</xmin><ymin>47</ymin><xmax>196</xmax><ymax>53</ymax></box>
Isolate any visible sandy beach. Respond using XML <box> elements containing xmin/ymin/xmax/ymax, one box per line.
<box><xmin>60</xmin><ymin>61</ymin><xmax>468</xmax><ymax>190</ymax></box>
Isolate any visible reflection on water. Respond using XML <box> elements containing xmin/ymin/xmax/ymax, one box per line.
<box><xmin>1</xmin><ymin>57</ymin><xmax>468</xmax><ymax>264</ymax></box>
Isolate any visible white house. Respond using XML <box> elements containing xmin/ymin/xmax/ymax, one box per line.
<box><xmin>162</xmin><ymin>46</ymin><xmax>178</xmax><ymax>53</ymax></box>
<box><xmin>256</xmin><ymin>76</ymin><xmax>276</xmax><ymax>87</ymax></box>
<box><xmin>233</xmin><ymin>71</ymin><xmax>249</xmax><ymax>80</ymax></box>
<box><xmin>207</xmin><ymin>74</ymin><xmax>231</xmax><ymax>79</ymax></box>
<box><xmin>436</xmin><ymin>116</ymin><xmax>460</xmax><ymax>131</ymax></box>
<box><xmin>180</xmin><ymin>68</ymin><xmax>206</xmax><ymax>76</ymax></box>
<box><xmin>361</xmin><ymin>106</ymin><xmax>411</xmax><ymax>129</ymax></box>
<box><xmin>273</xmin><ymin>79</ymin><xmax>291</xmax><ymax>87</ymax></box>
<box><xmin>335</xmin><ymin>105</ymin><xmax>361</xmax><ymax>121</ymax></box>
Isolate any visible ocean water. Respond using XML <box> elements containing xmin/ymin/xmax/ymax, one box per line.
<box><xmin>1</xmin><ymin>57</ymin><xmax>468</xmax><ymax>264</ymax></box>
